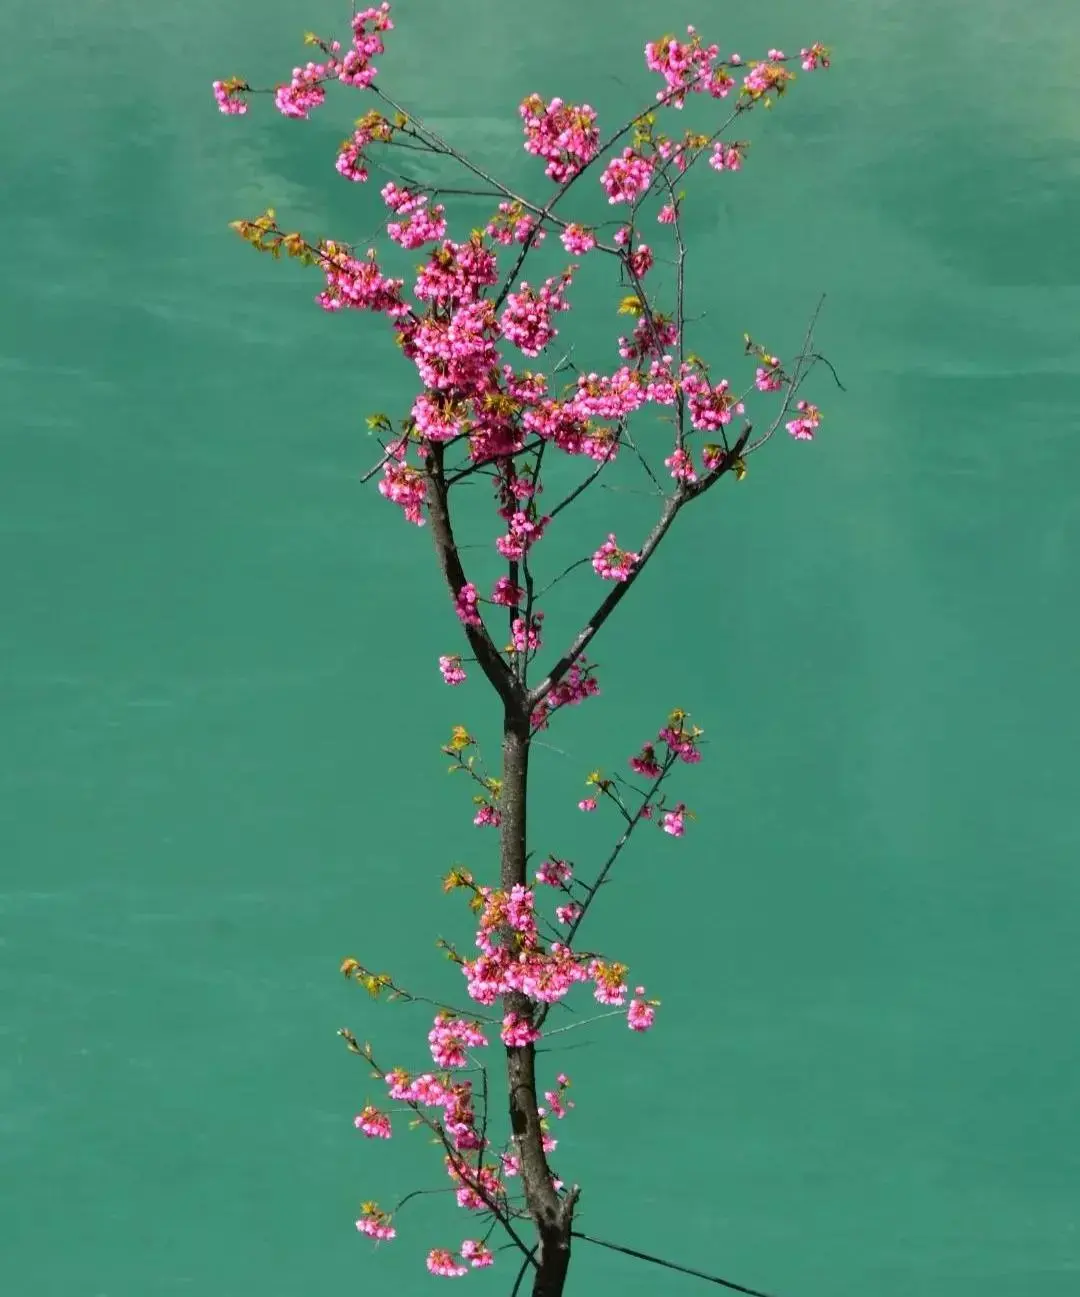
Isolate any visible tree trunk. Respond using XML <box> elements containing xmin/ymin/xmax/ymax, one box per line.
<box><xmin>500</xmin><ymin>704</ymin><xmax>575</xmax><ymax>1297</ymax></box>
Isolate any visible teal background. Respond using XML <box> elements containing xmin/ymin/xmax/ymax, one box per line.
<box><xmin>3</xmin><ymin>1</ymin><xmax>1079</xmax><ymax>1294</ymax></box>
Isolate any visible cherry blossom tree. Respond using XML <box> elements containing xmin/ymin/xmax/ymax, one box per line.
<box><xmin>214</xmin><ymin>8</ymin><xmax>835</xmax><ymax>1295</ymax></box>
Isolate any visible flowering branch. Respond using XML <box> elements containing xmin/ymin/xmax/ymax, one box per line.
<box><xmin>213</xmin><ymin>10</ymin><xmax>835</xmax><ymax>1296</ymax></box>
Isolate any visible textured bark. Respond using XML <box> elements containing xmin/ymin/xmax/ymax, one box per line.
<box><xmin>500</xmin><ymin>705</ymin><xmax>576</xmax><ymax>1297</ymax></box>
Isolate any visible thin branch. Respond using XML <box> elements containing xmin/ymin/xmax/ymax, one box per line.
<box><xmin>743</xmin><ymin>296</ymin><xmax>826</xmax><ymax>456</ymax></box>
<box><xmin>344</xmin><ymin>1034</ymin><xmax>538</xmax><ymax>1266</ymax></box>
<box><xmin>425</xmin><ymin>443</ymin><xmax>523</xmax><ymax>708</ymax></box>
<box><xmin>533</xmin><ymin>556</ymin><xmax>592</xmax><ymax>601</ymax></box>
<box><xmin>571</xmin><ymin>1231</ymin><xmax>780</xmax><ymax>1297</ymax></box>
<box><xmin>510</xmin><ymin>1245</ymin><xmax>541</xmax><ymax>1297</ymax></box>
<box><xmin>534</xmin><ymin>761</ymin><xmax>672</xmax><ymax>1032</ymax></box>
<box><xmin>527</xmin><ymin>489</ymin><xmax>683</xmax><ymax>710</ymax></box>
<box><xmin>547</xmin><ymin>433</ymin><xmax>622</xmax><ymax>522</ymax></box>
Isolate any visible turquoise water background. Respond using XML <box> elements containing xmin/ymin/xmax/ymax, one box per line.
<box><xmin>3</xmin><ymin>1</ymin><xmax>1079</xmax><ymax>1294</ymax></box>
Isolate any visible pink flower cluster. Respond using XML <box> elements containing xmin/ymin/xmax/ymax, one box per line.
<box><xmin>213</xmin><ymin>6</ymin><xmax>395</xmax><ymax>119</ymax></box>
<box><xmin>541</xmin><ymin>1073</ymin><xmax>575</xmax><ymax>1119</ymax></box>
<box><xmin>530</xmin><ymin>658</ymin><xmax>599</xmax><ymax>730</ymax></box>
<box><xmin>438</xmin><ymin>655</ymin><xmax>467</xmax><ymax>686</ymax></box>
<box><xmin>496</xmin><ymin>506</ymin><xmax>550</xmax><ymax>560</ymax></box>
<box><xmin>454</xmin><ymin>582</ymin><xmax>482</xmax><ymax>627</ymax></box>
<box><xmin>786</xmin><ymin>399</ymin><xmax>821</xmax><ymax>440</ymax></box>
<box><xmin>628</xmin><ymin>986</ymin><xmax>657</xmax><ymax>1031</ymax></box>
<box><xmin>336</xmin><ymin>110</ymin><xmax>394</xmax><ymax>182</ymax></box>
<box><xmin>384</xmin><ymin>1067</ymin><xmax>480</xmax><ymax>1153</ymax></box>
<box><xmin>501</xmin><ymin>270</ymin><xmax>575</xmax><ymax>357</ymax></box>
<box><xmin>355</xmin><ymin>1104</ymin><xmax>392</xmax><ymax>1139</ymax></box>
<box><xmin>561</xmin><ymin>223</ymin><xmax>597</xmax><ymax>255</ymax></box>
<box><xmin>518</xmin><ymin>94</ymin><xmax>600</xmax><ymax>182</ymax></box>
<box><xmin>756</xmin><ymin>356</ymin><xmax>783</xmax><ymax>392</ymax></box>
<box><xmin>662</xmin><ymin>802</ymin><xmax>688</xmax><ymax>836</ymax></box>
<box><xmin>472</xmin><ymin>802</ymin><xmax>500</xmax><ymax>828</ymax></box>
<box><xmin>664</xmin><ymin>447</ymin><xmax>697</xmax><ymax>483</ymax></box>
<box><xmin>340</xmin><ymin>2</ymin><xmax>394</xmax><ymax>87</ymax></box>
<box><xmin>378</xmin><ymin>456</ymin><xmax>426</xmax><ymax>526</ymax></box>
<box><xmin>428</xmin><ymin>1013</ymin><xmax>489</xmax><ymax>1069</ymax></box>
<box><xmin>426</xmin><ymin>1240</ymin><xmax>493</xmax><ymax>1276</ymax></box>
<box><xmin>356</xmin><ymin>1203</ymin><xmax>396</xmax><ymax>1240</ymax></box>
<box><xmin>709</xmin><ymin>142</ymin><xmax>745</xmax><ymax>173</ymax></box>
<box><xmin>316</xmin><ymin>243</ymin><xmax>406</xmax><ymax>316</ymax></box>
<box><xmin>684</xmin><ymin>373</ymin><xmax>744</xmax><ymax>432</ymax></box>
<box><xmin>381</xmin><ymin>182</ymin><xmax>448</xmax><ymax>248</ymax></box>
<box><xmin>511</xmin><ymin>613</ymin><xmax>544</xmax><ymax>653</ymax></box>
<box><xmin>591</xmin><ymin>533</ymin><xmax>640</xmax><ymax>582</ymax></box>
<box><xmin>535</xmin><ymin>857</ymin><xmax>572</xmax><ymax>887</ymax></box>
<box><xmin>485</xmin><ymin>201</ymin><xmax>546</xmax><ymax>248</ymax></box>
<box><xmin>645</xmin><ymin>26</ymin><xmax>735</xmax><ymax>108</ymax></box>
<box><xmin>501</xmin><ymin>1011</ymin><xmax>541</xmax><ymax>1047</ymax></box>
<box><xmin>490</xmin><ymin>574</ymin><xmax>524</xmax><ymax>607</ymax></box>
<box><xmin>599</xmin><ymin>148</ymin><xmax>655</xmax><ymax>204</ymax></box>
<box><xmin>628</xmin><ymin>242</ymin><xmax>654</xmax><ymax>278</ymax></box>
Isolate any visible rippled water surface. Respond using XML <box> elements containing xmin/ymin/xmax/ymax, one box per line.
<box><xmin>3</xmin><ymin>2</ymin><xmax>1079</xmax><ymax>1294</ymax></box>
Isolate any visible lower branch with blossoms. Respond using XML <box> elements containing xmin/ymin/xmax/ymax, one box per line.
<box><xmin>213</xmin><ymin>6</ymin><xmax>839</xmax><ymax>1296</ymax></box>
<box><xmin>338</xmin><ymin>711</ymin><xmax>697</xmax><ymax>1287</ymax></box>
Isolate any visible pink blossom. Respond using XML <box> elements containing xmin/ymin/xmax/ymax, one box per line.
<box><xmin>445</xmin><ymin>1159</ymin><xmax>504</xmax><ymax>1212</ymax></box>
<box><xmin>801</xmin><ymin>42</ymin><xmax>831</xmax><ymax>71</ymax></box>
<box><xmin>519</xmin><ymin>95</ymin><xmax>600</xmax><ymax>183</ymax></box>
<box><xmin>592</xmin><ymin>533</ymin><xmax>639</xmax><ymax>582</ymax></box>
<box><xmin>454</xmin><ymin>584</ymin><xmax>482</xmax><ymax>625</ymax></box>
<box><xmin>630</xmin><ymin>742</ymin><xmax>663</xmax><ymax>778</ymax></box>
<box><xmin>664</xmin><ymin>447</ymin><xmax>697</xmax><ymax>482</ymax></box>
<box><xmin>212</xmin><ymin>79</ymin><xmax>249</xmax><ymax>115</ymax></box>
<box><xmin>683</xmin><ymin>373</ymin><xmax>743</xmax><ymax>432</ymax></box>
<box><xmin>628</xmin><ymin>243</ymin><xmax>654</xmax><ymax>278</ymax></box>
<box><xmin>460</xmin><ymin>1239</ymin><xmax>495</xmax><ymax>1269</ymax></box>
<box><xmin>628</xmin><ymin>986</ymin><xmax>656</xmax><ymax>1032</ymax></box>
<box><xmin>356</xmin><ymin>1203</ymin><xmax>396</xmax><ymax>1241</ymax></box>
<box><xmin>473</xmin><ymin>803</ymin><xmax>500</xmax><ymax>828</ymax></box>
<box><xmin>658</xmin><ymin>724</ymin><xmax>702</xmax><ymax>763</ymax></box>
<box><xmin>755</xmin><ymin>357</ymin><xmax>783</xmax><ymax>392</ymax></box>
<box><xmin>496</xmin><ymin>508</ymin><xmax>550</xmax><ymax>560</ymax></box>
<box><xmin>439</xmin><ymin>654</ymin><xmax>466</xmax><ymax>686</ymax></box>
<box><xmin>600</xmin><ymin>148</ymin><xmax>655</xmax><ymax>204</ymax></box>
<box><xmin>644</xmin><ymin>25</ymin><xmax>722</xmax><ymax>108</ymax></box>
<box><xmin>589</xmin><ymin>959</ymin><xmax>628</xmax><ymax>1006</ymax></box>
<box><xmin>536</xmin><ymin>857</ymin><xmax>572</xmax><ymax>887</ymax></box>
<box><xmin>354</xmin><ymin>1105</ymin><xmax>392</xmax><ymax>1139</ymax></box>
<box><xmin>578</xmin><ymin>798</ymin><xmax>597</xmax><ymax>812</ymax></box>
<box><xmin>501</xmin><ymin>1011</ymin><xmax>541</xmax><ymax>1047</ymax></box>
<box><xmin>709</xmin><ymin>142</ymin><xmax>745</xmax><ymax>173</ymax></box>
<box><xmin>532</xmin><ymin>659</ymin><xmax>599</xmax><ymax>729</ymax></box>
<box><xmin>544</xmin><ymin>1085</ymin><xmax>574</xmax><ymax>1119</ymax></box>
<box><xmin>428</xmin><ymin>1014</ymin><xmax>489</xmax><ymax>1069</ymax></box>
<box><xmin>786</xmin><ymin>400</ymin><xmax>821</xmax><ymax>441</ymax></box>
<box><xmin>561</xmin><ymin>223</ymin><xmax>597</xmax><ymax>255</ymax></box>
<box><xmin>490</xmin><ymin>575</ymin><xmax>524</xmax><ymax>606</ymax></box>
<box><xmin>500</xmin><ymin>270</ymin><xmax>575</xmax><ymax>357</ymax></box>
<box><xmin>427</xmin><ymin>1248</ymin><xmax>468</xmax><ymax>1277</ymax></box>
<box><xmin>378</xmin><ymin>459</ymin><xmax>426</xmax><ymax>525</ymax></box>
<box><xmin>485</xmin><ymin>200</ymin><xmax>546</xmax><ymax>247</ymax></box>
<box><xmin>511</xmin><ymin>613</ymin><xmax>544</xmax><ymax>653</ymax></box>
<box><xmin>662</xmin><ymin>802</ymin><xmax>687</xmax><ymax>836</ymax></box>
<box><xmin>338</xmin><ymin>3</ymin><xmax>393</xmax><ymax>87</ymax></box>
<box><xmin>274</xmin><ymin>61</ymin><xmax>330</xmax><ymax>119</ymax></box>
